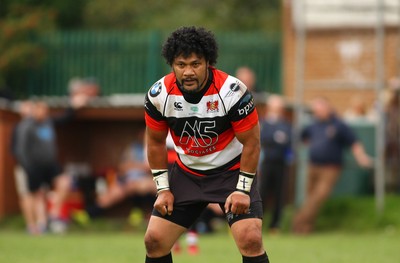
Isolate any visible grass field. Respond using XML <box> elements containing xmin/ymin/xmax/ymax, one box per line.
<box><xmin>1</xmin><ymin>196</ymin><xmax>400</xmax><ymax>263</ymax></box>
<box><xmin>0</xmin><ymin>230</ymin><xmax>399</xmax><ymax>263</ymax></box>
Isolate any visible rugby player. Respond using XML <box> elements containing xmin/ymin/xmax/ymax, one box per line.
<box><xmin>144</xmin><ymin>26</ymin><xmax>270</xmax><ymax>263</ymax></box>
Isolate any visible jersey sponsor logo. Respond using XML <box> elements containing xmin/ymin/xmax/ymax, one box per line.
<box><xmin>179</xmin><ymin>120</ymin><xmax>218</xmax><ymax>154</ymax></box>
<box><xmin>149</xmin><ymin>82</ymin><xmax>162</xmax><ymax>97</ymax></box>
<box><xmin>225</xmin><ymin>81</ymin><xmax>241</xmax><ymax>98</ymax></box>
<box><xmin>230</xmin><ymin>81</ymin><xmax>241</xmax><ymax>92</ymax></box>
<box><xmin>174</xmin><ymin>101</ymin><xmax>183</xmax><ymax>111</ymax></box>
<box><xmin>206</xmin><ymin>100</ymin><xmax>219</xmax><ymax>113</ymax></box>
<box><xmin>237</xmin><ymin>94</ymin><xmax>255</xmax><ymax>116</ymax></box>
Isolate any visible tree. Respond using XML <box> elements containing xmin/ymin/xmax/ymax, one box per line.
<box><xmin>0</xmin><ymin>0</ymin><xmax>86</xmax><ymax>29</ymax></box>
<box><xmin>82</xmin><ymin>0</ymin><xmax>281</xmax><ymax>32</ymax></box>
<box><xmin>0</xmin><ymin>4</ymin><xmax>56</xmax><ymax>97</ymax></box>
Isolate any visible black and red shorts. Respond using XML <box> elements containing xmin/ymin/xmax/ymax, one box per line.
<box><xmin>152</xmin><ymin>164</ymin><xmax>263</xmax><ymax>228</ymax></box>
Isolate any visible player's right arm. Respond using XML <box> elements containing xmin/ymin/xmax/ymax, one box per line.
<box><xmin>144</xmin><ymin>82</ymin><xmax>174</xmax><ymax>216</ymax></box>
<box><xmin>146</xmin><ymin>127</ymin><xmax>174</xmax><ymax>216</ymax></box>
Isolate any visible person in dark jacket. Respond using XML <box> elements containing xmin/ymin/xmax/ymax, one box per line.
<box><xmin>292</xmin><ymin>97</ymin><xmax>372</xmax><ymax>234</ymax></box>
<box><xmin>11</xmin><ymin>101</ymin><xmax>47</xmax><ymax>234</ymax></box>
<box><xmin>259</xmin><ymin>95</ymin><xmax>291</xmax><ymax>233</ymax></box>
<box><xmin>15</xmin><ymin>95</ymin><xmax>88</xmax><ymax>233</ymax></box>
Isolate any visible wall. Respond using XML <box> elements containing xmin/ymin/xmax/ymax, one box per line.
<box><xmin>283</xmin><ymin>1</ymin><xmax>399</xmax><ymax>112</ymax></box>
<box><xmin>0</xmin><ymin>109</ymin><xmax>20</xmax><ymax>218</ymax></box>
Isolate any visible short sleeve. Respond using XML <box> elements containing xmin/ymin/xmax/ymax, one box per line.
<box><xmin>228</xmin><ymin>90</ymin><xmax>259</xmax><ymax>133</ymax></box>
<box><xmin>144</xmin><ymin>94</ymin><xmax>168</xmax><ymax>131</ymax></box>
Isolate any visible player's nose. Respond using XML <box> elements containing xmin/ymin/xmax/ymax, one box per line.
<box><xmin>183</xmin><ymin>66</ymin><xmax>195</xmax><ymax>77</ymax></box>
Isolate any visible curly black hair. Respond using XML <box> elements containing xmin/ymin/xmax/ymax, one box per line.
<box><xmin>162</xmin><ymin>26</ymin><xmax>218</xmax><ymax>66</ymax></box>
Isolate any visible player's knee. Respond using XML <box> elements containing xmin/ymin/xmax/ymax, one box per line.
<box><xmin>237</xmin><ymin>228</ymin><xmax>263</xmax><ymax>255</ymax></box>
<box><xmin>144</xmin><ymin>230</ymin><xmax>163</xmax><ymax>254</ymax></box>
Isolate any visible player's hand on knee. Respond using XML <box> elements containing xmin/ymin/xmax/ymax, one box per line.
<box><xmin>154</xmin><ymin>190</ymin><xmax>174</xmax><ymax>216</ymax></box>
<box><xmin>224</xmin><ymin>191</ymin><xmax>250</xmax><ymax>215</ymax></box>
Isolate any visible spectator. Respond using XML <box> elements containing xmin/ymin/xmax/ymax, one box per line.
<box><xmin>16</xmin><ymin>95</ymin><xmax>88</xmax><ymax>233</ymax></box>
<box><xmin>235</xmin><ymin>66</ymin><xmax>258</xmax><ymax>93</ymax></box>
<box><xmin>68</xmin><ymin>77</ymin><xmax>100</xmax><ymax>98</ymax></box>
<box><xmin>259</xmin><ymin>95</ymin><xmax>291</xmax><ymax>233</ymax></box>
<box><xmin>292</xmin><ymin>96</ymin><xmax>372</xmax><ymax>234</ymax></box>
<box><xmin>385</xmin><ymin>77</ymin><xmax>400</xmax><ymax>192</ymax></box>
<box><xmin>235</xmin><ymin>66</ymin><xmax>266</xmax><ymax>106</ymax></box>
<box><xmin>343</xmin><ymin>96</ymin><xmax>376</xmax><ymax>123</ymax></box>
<box><xmin>11</xmin><ymin>101</ymin><xmax>47</xmax><ymax>234</ymax></box>
<box><xmin>84</xmin><ymin>131</ymin><xmax>156</xmax><ymax>220</ymax></box>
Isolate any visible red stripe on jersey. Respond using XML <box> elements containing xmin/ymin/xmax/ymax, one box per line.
<box><xmin>229</xmin><ymin>162</ymin><xmax>241</xmax><ymax>171</ymax></box>
<box><xmin>176</xmin><ymin>155</ymin><xmax>240</xmax><ymax>177</ymax></box>
<box><xmin>167</xmin><ymin>149</ymin><xmax>177</xmax><ymax>164</ymax></box>
<box><xmin>144</xmin><ymin>112</ymin><xmax>168</xmax><ymax>131</ymax></box>
<box><xmin>205</xmin><ymin>68</ymin><xmax>229</xmax><ymax>94</ymax></box>
<box><xmin>231</xmin><ymin>109</ymin><xmax>259</xmax><ymax>133</ymax></box>
<box><xmin>210</xmin><ymin>129</ymin><xmax>235</xmax><ymax>153</ymax></box>
<box><xmin>163</xmin><ymin>72</ymin><xmax>180</xmax><ymax>95</ymax></box>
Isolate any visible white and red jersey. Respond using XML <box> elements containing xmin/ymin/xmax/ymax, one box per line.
<box><xmin>144</xmin><ymin>67</ymin><xmax>258</xmax><ymax>176</ymax></box>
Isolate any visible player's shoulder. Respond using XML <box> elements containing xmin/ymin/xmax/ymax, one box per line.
<box><xmin>213</xmin><ymin>68</ymin><xmax>249</xmax><ymax>107</ymax></box>
<box><xmin>147</xmin><ymin>72</ymin><xmax>176</xmax><ymax>100</ymax></box>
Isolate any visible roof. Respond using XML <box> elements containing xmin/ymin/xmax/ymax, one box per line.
<box><xmin>292</xmin><ymin>0</ymin><xmax>400</xmax><ymax>29</ymax></box>
<box><xmin>6</xmin><ymin>94</ymin><xmax>146</xmax><ymax>112</ymax></box>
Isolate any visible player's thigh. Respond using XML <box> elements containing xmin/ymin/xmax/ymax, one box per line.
<box><xmin>145</xmin><ymin>216</ymin><xmax>186</xmax><ymax>250</ymax></box>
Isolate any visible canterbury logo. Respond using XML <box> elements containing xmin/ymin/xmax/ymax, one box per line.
<box><xmin>174</xmin><ymin>102</ymin><xmax>183</xmax><ymax>111</ymax></box>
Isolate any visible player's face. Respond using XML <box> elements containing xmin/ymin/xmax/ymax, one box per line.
<box><xmin>172</xmin><ymin>53</ymin><xmax>209</xmax><ymax>93</ymax></box>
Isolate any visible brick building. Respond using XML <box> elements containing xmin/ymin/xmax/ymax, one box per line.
<box><xmin>283</xmin><ymin>0</ymin><xmax>400</xmax><ymax>111</ymax></box>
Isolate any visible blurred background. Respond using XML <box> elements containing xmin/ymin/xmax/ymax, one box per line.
<box><xmin>0</xmin><ymin>0</ymin><xmax>400</xmax><ymax>261</ymax></box>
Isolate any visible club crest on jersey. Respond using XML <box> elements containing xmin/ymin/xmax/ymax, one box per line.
<box><xmin>149</xmin><ymin>82</ymin><xmax>162</xmax><ymax>97</ymax></box>
<box><xmin>206</xmin><ymin>100</ymin><xmax>219</xmax><ymax>113</ymax></box>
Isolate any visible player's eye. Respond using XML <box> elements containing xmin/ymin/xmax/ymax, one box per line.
<box><xmin>192</xmin><ymin>62</ymin><xmax>200</xmax><ymax>68</ymax></box>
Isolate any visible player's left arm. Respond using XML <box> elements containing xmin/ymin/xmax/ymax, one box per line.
<box><xmin>225</xmin><ymin>123</ymin><xmax>260</xmax><ymax>215</ymax></box>
<box><xmin>235</xmin><ymin>123</ymin><xmax>260</xmax><ymax>173</ymax></box>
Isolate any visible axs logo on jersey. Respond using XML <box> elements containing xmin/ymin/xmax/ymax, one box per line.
<box><xmin>237</xmin><ymin>93</ymin><xmax>255</xmax><ymax>116</ymax></box>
